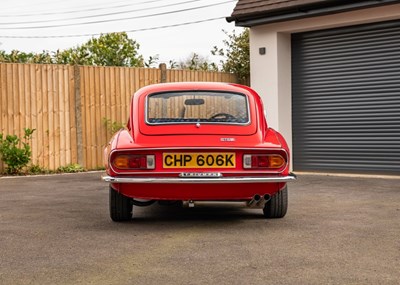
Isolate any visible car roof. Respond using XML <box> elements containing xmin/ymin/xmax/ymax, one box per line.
<box><xmin>133</xmin><ymin>82</ymin><xmax>255</xmax><ymax>98</ymax></box>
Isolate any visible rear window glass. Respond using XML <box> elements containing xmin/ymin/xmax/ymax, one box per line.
<box><xmin>146</xmin><ymin>91</ymin><xmax>249</xmax><ymax>125</ymax></box>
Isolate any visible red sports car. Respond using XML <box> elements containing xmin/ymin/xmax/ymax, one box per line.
<box><xmin>103</xmin><ymin>82</ymin><xmax>296</xmax><ymax>221</ymax></box>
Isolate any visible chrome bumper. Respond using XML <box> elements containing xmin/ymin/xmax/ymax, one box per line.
<box><xmin>102</xmin><ymin>173</ymin><xmax>296</xmax><ymax>184</ymax></box>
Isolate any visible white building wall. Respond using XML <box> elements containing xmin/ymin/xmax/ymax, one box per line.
<box><xmin>249</xmin><ymin>3</ymin><xmax>400</xmax><ymax>163</ymax></box>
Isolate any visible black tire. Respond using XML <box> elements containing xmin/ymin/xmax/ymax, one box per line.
<box><xmin>109</xmin><ymin>187</ymin><xmax>133</xmax><ymax>222</ymax></box>
<box><xmin>263</xmin><ymin>185</ymin><xmax>288</xmax><ymax>219</ymax></box>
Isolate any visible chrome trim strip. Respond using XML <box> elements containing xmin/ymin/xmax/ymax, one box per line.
<box><xmin>102</xmin><ymin>173</ymin><xmax>296</xmax><ymax>184</ymax></box>
<box><xmin>145</xmin><ymin>90</ymin><xmax>251</xmax><ymax>126</ymax></box>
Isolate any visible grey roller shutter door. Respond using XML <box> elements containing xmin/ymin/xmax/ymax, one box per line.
<box><xmin>292</xmin><ymin>20</ymin><xmax>400</xmax><ymax>174</ymax></box>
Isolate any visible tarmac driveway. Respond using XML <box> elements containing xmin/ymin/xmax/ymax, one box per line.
<box><xmin>0</xmin><ymin>172</ymin><xmax>399</xmax><ymax>285</ymax></box>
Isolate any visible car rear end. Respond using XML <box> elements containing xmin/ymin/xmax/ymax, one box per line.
<box><xmin>103</xmin><ymin>83</ymin><xmax>296</xmax><ymax>221</ymax></box>
<box><xmin>105</xmin><ymin>145</ymin><xmax>294</xmax><ymax>200</ymax></box>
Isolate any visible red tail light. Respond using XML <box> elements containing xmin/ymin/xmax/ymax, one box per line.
<box><xmin>243</xmin><ymin>154</ymin><xmax>285</xmax><ymax>169</ymax></box>
<box><xmin>113</xmin><ymin>154</ymin><xmax>155</xmax><ymax>170</ymax></box>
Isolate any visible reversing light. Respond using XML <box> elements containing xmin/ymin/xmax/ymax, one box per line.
<box><xmin>113</xmin><ymin>154</ymin><xmax>155</xmax><ymax>170</ymax></box>
<box><xmin>243</xmin><ymin>154</ymin><xmax>285</xmax><ymax>169</ymax></box>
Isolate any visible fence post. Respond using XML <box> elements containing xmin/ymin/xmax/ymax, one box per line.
<box><xmin>159</xmin><ymin>63</ymin><xmax>167</xmax><ymax>83</ymax></box>
<box><xmin>73</xmin><ymin>65</ymin><xmax>84</xmax><ymax>167</ymax></box>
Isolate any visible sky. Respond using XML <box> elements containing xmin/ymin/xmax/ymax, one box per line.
<box><xmin>0</xmin><ymin>0</ymin><xmax>243</xmax><ymax>65</ymax></box>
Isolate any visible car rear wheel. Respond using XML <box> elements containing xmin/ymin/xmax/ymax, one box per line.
<box><xmin>263</xmin><ymin>185</ymin><xmax>288</xmax><ymax>218</ymax></box>
<box><xmin>109</xmin><ymin>187</ymin><xmax>133</xmax><ymax>222</ymax></box>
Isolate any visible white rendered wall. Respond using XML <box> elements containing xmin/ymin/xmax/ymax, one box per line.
<box><xmin>249</xmin><ymin>3</ymin><xmax>400</xmax><ymax>164</ymax></box>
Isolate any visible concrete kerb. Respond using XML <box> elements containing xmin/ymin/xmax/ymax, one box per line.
<box><xmin>294</xmin><ymin>171</ymin><xmax>400</xmax><ymax>180</ymax></box>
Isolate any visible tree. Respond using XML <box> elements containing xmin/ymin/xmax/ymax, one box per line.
<box><xmin>55</xmin><ymin>32</ymin><xmax>144</xmax><ymax>67</ymax></box>
<box><xmin>177</xmin><ymin>52</ymin><xmax>218</xmax><ymax>71</ymax></box>
<box><xmin>212</xmin><ymin>29</ymin><xmax>249</xmax><ymax>83</ymax></box>
<box><xmin>144</xmin><ymin>54</ymin><xmax>160</xmax><ymax>68</ymax></box>
<box><xmin>0</xmin><ymin>32</ymin><xmax>144</xmax><ymax>67</ymax></box>
<box><xmin>0</xmin><ymin>49</ymin><xmax>53</xmax><ymax>64</ymax></box>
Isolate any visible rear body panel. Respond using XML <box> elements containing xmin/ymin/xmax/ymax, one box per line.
<box><xmin>110</xmin><ymin>181</ymin><xmax>287</xmax><ymax>201</ymax></box>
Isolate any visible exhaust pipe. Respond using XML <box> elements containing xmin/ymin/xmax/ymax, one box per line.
<box><xmin>182</xmin><ymin>200</ymin><xmax>195</xmax><ymax>208</ymax></box>
<box><xmin>180</xmin><ymin>194</ymin><xmax>272</xmax><ymax>208</ymax></box>
<box><xmin>247</xmin><ymin>194</ymin><xmax>261</xmax><ymax>208</ymax></box>
<box><xmin>263</xmin><ymin>194</ymin><xmax>271</xmax><ymax>203</ymax></box>
<box><xmin>247</xmin><ymin>194</ymin><xmax>271</xmax><ymax>208</ymax></box>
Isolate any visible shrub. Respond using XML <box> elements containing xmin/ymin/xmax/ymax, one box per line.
<box><xmin>56</xmin><ymin>163</ymin><xmax>85</xmax><ymax>173</ymax></box>
<box><xmin>0</xmin><ymin>128</ymin><xmax>35</xmax><ymax>174</ymax></box>
<box><xmin>27</xmin><ymin>164</ymin><xmax>52</xmax><ymax>175</ymax></box>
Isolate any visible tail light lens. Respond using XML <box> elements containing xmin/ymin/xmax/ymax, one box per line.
<box><xmin>243</xmin><ymin>154</ymin><xmax>286</xmax><ymax>169</ymax></box>
<box><xmin>113</xmin><ymin>154</ymin><xmax>155</xmax><ymax>170</ymax></box>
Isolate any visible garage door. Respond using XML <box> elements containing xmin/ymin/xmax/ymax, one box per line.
<box><xmin>292</xmin><ymin>20</ymin><xmax>400</xmax><ymax>174</ymax></box>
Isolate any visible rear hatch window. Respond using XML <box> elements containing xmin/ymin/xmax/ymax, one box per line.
<box><xmin>147</xmin><ymin>91</ymin><xmax>250</xmax><ymax>125</ymax></box>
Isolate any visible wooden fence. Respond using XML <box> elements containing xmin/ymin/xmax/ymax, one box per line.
<box><xmin>0</xmin><ymin>63</ymin><xmax>238</xmax><ymax>171</ymax></box>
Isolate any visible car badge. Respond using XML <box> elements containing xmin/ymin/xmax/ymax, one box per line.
<box><xmin>196</xmin><ymin>122</ymin><xmax>201</xmax><ymax>128</ymax></box>
<box><xmin>220</xmin><ymin>138</ymin><xmax>236</xmax><ymax>142</ymax></box>
<box><xmin>180</xmin><ymin>172</ymin><xmax>223</xmax><ymax>178</ymax></box>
